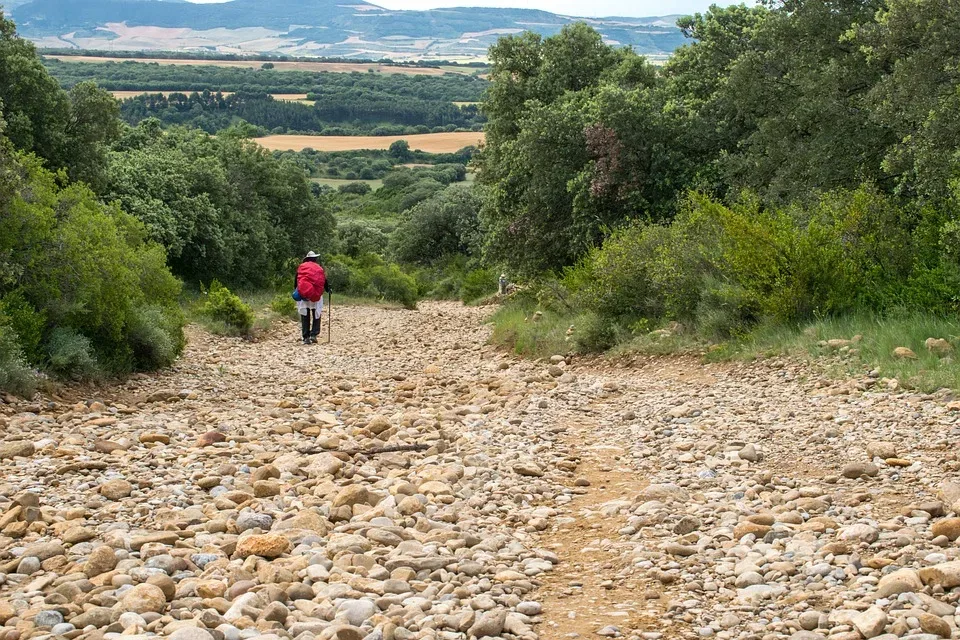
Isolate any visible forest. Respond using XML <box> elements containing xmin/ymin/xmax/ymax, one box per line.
<box><xmin>117</xmin><ymin>91</ymin><xmax>483</xmax><ymax>136</ymax></box>
<box><xmin>43</xmin><ymin>59</ymin><xmax>487</xmax><ymax>98</ymax></box>
<box><xmin>43</xmin><ymin>58</ymin><xmax>488</xmax><ymax>134</ymax></box>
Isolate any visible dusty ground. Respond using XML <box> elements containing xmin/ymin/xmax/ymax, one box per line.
<box><xmin>1</xmin><ymin>302</ymin><xmax>960</xmax><ymax>640</ymax></box>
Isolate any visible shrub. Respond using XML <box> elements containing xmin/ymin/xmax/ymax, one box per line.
<box><xmin>368</xmin><ymin>264</ymin><xmax>418</xmax><ymax>309</ymax></box>
<box><xmin>338</xmin><ymin>181</ymin><xmax>372</xmax><ymax>195</ymax></box>
<box><xmin>0</xmin><ymin>291</ymin><xmax>46</xmax><ymax>364</ymax></box>
<box><xmin>0</xmin><ymin>147</ymin><xmax>185</xmax><ymax>379</ymax></box>
<box><xmin>127</xmin><ymin>305</ymin><xmax>184</xmax><ymax>369</ymax></box>
<box><xmin>0</xmin><ymin>321</ymin><xmax>36</xmax><ymax>396</ymax></box>
<box><xmin>390</xmin><ymin>187</ymin><xmax>482</xmax><ymax>266</ymax></box>
<box><xmin>323</xmin><ymin>256</ymin><xmax>355</xmax><ymax>293</ymax></box>
<box><xmin>574</xmin><ymin>312</ymin><xmax>623</xmax><ymax>353</ymax></box>
<box><xmin>201</xmin><ymin>281</ymin><xmax>254</xmax><ymax>333</ymax></box>
<box><xmin>461</xmin><ymin>268</ymin><xmax>496</xmax><ymax>303</ymax></box>
<box><xmin>270</xmin><ymin>292</ymin><xmax>298</xmax><ymax>318</ymax></box>
<box><xmin>337</xmin><ymin>221</ymin><xmax>389</xmax><ymax>258</ymax></box>
<box><xmin>47</xmin><ymin>328</ymin><xmax>100</xmax><ymax>380</ymax></box>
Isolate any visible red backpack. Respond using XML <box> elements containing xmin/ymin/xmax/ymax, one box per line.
<box><xmin>296</xmin><ymin>262</ymin><xmax>326</xmax><ymax>302</ymax></box>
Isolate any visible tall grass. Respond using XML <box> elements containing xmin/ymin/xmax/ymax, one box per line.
<box><xmin>489</xmin><ymin>303</ymin><xmax>578</xmax><ymax>359</ymax></box>
<box><xmin>733</xmin><ymin>313</ymin><xmax>960</xmax><ymax>391</ymax></box>
<box><xmin>491</xmin><ymin>300</ymin><xmax>960</xmax><ymax>392</ymax></box>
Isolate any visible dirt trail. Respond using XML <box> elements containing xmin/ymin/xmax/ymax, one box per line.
<box><xmin>1</xmin><ymin>301</ymin><xmax>958</xmax><ymax>640</ymax></box>
<box><xmin>535</xmin><ymin>408</ymin><xmax>665</xmax><ymax>640</ymax></box>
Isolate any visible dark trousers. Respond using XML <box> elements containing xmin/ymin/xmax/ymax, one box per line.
<box><xmin>301</xmin><ymin>312</ymin><xmax>321</xmax><ymax>340</ymax></box>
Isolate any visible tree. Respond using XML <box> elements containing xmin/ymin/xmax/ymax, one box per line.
<box><xmin>857</xmin><ymin>0</ymin><xmax>960</xmax><ymax>203</ymax></box>
<box><xmin>719</xmin><ymin>0</ymin><xmax>892</xmax><ymax>203</ymax></box>
<box><xmin>389</xmin><ymin>139</ymin><xmax>412</xmax><ymax>161</ymax></box>
<box><xmin>391</xmin><ymin>187</ymin><xmax>482</xmax><ymax>265</ymax></box>
<box><xmin>0</xmin><ymin>12</ymin><xmax>120</xmax><ymax>188</ymax></box>
<box><xmin>0</xmin><ymin>11</ymin><xmax>70</xmax><ymax>166</ymax></box>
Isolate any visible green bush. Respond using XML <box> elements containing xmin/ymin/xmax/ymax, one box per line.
<box><xmin>337</xmin><ymin>221</ymin><xmax>389</xmax><ymax>258</ymax></box>
<box><xmin>338</xmin><ymin>181</ymin><xmax>372</xmax><ymax>195</ymax></box>
<box><xmin>0</xmin><ymin>291</ymin><xmax>46</xmax><ymax>364</ymax></box>
<box><xmin>390</xmin><ymin>187</ymin><xmax>482</xmax><ymax>266</ymax></box>
<box><xmin>0</xmin><ymin>143</ymin><xmax>185</xmax><ymax>380</ymax></box>
<box><xmin>127</xmin><ymin>305</ymin><xmax>184</xmax><ymax>369</ymax></box>
<box><xmin>0</xmin><ymin>321</ymin><xmax>36</xmax><ymax>396</ymax></box>
<box><xmin>47</xmin><ymin>328</ymin><xmax>100</xmax><ymax>380</ymax></box>
<box><xmin>270</xmin><ymin>293</ymin><xmax>298</xmax><ymax>318</ymax></box>
<box><xmin>461</xmin><ymin>268</ymin><xmax>496</xmax><ymax>303</ymax></box>
<box><xmin>201</xmin><ymin>281</ymin><xmax>254</xmax><ymax>333</ymax></box>
<box><xmin>368</xmin><ymin>264</ymin><xmax>418</xmax><ymax>309</ymax></box>
<box><xmin>574</xmin><ymin>312</ymin><xmax>623</xmax><ymax>353</ymax></box>
<box><xmin>564</xmin><ymin>187</ymin><xmax>957</xmax><ymax>340</ymax></box>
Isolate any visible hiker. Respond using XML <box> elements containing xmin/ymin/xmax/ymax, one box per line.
<box><xmin>498</xmin><ymin>273</ymin><xmax>508</xmax><ymax>296</ymax></box>
<box><xmin>294</xmin><ymin>251</ymin><xmax>330</xmax><ymax>344</ymax></box>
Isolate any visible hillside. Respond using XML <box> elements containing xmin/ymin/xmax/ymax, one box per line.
<box><xmin>7</xmin><ymin>0</ymin><xmax>685</xmax><ymax>59</ymax></box>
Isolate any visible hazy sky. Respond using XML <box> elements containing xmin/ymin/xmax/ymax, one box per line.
<box><xmin>372</xmin><ymin>0</ymin><xmax>714</xmax><ymax>17</ymax></box>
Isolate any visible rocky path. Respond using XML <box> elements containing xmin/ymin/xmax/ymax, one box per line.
<box><xmin>1</xmin><ymin>302</ymin><xmax>960</xmax><ymax>640</ymax></box>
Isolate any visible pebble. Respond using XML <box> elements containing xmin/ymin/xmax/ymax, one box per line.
<box><xmin>1</xmin><ymin>306</ymin><xmax>958</xmax><ymax>640</ymax></box>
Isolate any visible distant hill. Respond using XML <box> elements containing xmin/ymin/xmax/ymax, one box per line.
<box><xmin>6</xmin><ymin>0</ymin><xmax>686</xmax><ymax>60</ymax></box>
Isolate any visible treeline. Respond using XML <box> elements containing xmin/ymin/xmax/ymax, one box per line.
<box><xmin>118</xmin><ymin>90</ymin><xmax>483</xmax><ymax>135</ymax></box>
<box><xmin>38</xmin><ymin>48</ymin><xmax>488</xmax><ymax>69</ymax></box>
<box><xmin>43</xmin><ymin>59</ymin><xmax>488</xmax><ymax>101</ymax></box>
<box><xmin>275</xmin><ymin>145</ymin><xmax>476</xmax><ymax>180</ymax></box>
<box><xmin>0</xmin><ymin>11</ymin><xmax>334</xmax><ymax>391</ymax></box>
<box><xmin>478</xmin><ymin>11</ymin><xmax>960</xmax><ymax>347</ymax></box>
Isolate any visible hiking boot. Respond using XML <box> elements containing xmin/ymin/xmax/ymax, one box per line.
<box><xmin>302</xmin><ymin>338</ymin><xmax>310</xmax><ymax>345</ymax></box>
<box><xmin>309</xmin><ymin>337</ymin><xmax>318</xmax><ymax>344</ymax></box>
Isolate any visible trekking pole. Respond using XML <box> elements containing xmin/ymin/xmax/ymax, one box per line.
<box><xmin>327</xmin><ymin>291</ymin><xmax>332</xmax><ymax>344</ymax></box>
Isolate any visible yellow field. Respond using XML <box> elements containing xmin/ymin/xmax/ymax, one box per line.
<box><xmin>47</xmin><ymin>55</ymin><xmax>462</xmax><ymax>76</ymax></box>
<box><xmin>256</xmin><ymin>132</ymin><xmax>484</xmax><ymax>153</ymax></box>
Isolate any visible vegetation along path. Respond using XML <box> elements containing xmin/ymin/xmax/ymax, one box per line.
<box><xmin>1</xmin><ymin>302</ymin><xmax>960</xmax><ymax>640</ymax></box>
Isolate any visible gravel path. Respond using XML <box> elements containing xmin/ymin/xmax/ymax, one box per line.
<box><xmin>1</xmin><ymin>302</ymin><xmax>959</xmax><ymax>640</ymax></box>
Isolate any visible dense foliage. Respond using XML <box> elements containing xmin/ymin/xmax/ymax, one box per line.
<box><xmin>479</xmin><ymin>11</ymin><xmax>960</xmax><ymax>347</ymax></box>
<box><xmin>44</xmin><ymin>60</ymin><xmax>487</xmax><ymax>100</ymax></box>
<box><xmin>276</xmin><ymin>146</ymin><xmax>475</xmax><ymax>181</ymax></box>
<box><xmin>117</xmin><ymin>90</ymin><xmax>483</xmax><ymax>136</ymax></box>
<box><xmin>104</xmin><ymin>120</ymin><xmax>335</xmax><ymax>288</ymax></box>
<box><xmin>0</xmin><ymin>11</ymin><xmax>343</xmax><ymax>390</ymax></box>
<box><xmin>0</xmin><ymin>18</ymin><xmax>121</xmax><ymax>189</ymax></box>
<box><xmin>0</xmin><ymin>117</ymin><xmax>185</xmax><ymax>388</ymax></box>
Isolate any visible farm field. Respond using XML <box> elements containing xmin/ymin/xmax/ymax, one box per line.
<box><xmin>45</xmin><ymin>55</ymin><xmax>464</xmax><ymax>75</ymax></box>
<box><xmin>256</xmin><ymin>131</ymin><xmax>484</xmax><ymax>152</ymax></box>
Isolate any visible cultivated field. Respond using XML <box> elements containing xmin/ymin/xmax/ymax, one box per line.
<box><xmin>46</xmin><ymin>55</ymin><xmax>464</xmax><ymax>76</ymax></box>
<box><xmin>256</xmin><ymin>132</ymin><xmax>485</xmax><ymax>153</ymax></box>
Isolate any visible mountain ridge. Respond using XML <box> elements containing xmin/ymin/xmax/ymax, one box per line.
<box><xmin>7</xmin><ymin>0</ymin><xmax>687</xmax><ymax>59</ymax></box>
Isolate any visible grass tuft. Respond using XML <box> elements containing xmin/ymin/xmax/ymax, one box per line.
<box><xmin>491</xmin><ymin>300</ymin><xmax>960</xmax><ymax>392</ymax></box>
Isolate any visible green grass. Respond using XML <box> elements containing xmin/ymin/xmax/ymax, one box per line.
<box><xmin>729</xmin><ymin>313</ymin><xmax>960</xmax><ymax>391</ymax></box>
<box><xmin>490</xmin><ymin>300</ymin><xmax>960</xmax><ymax>392</ymax></box>
<box><xmin>489</xmin><ymin>303</ymin><xmax>581</xmax><ymax>359</ymax></box>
